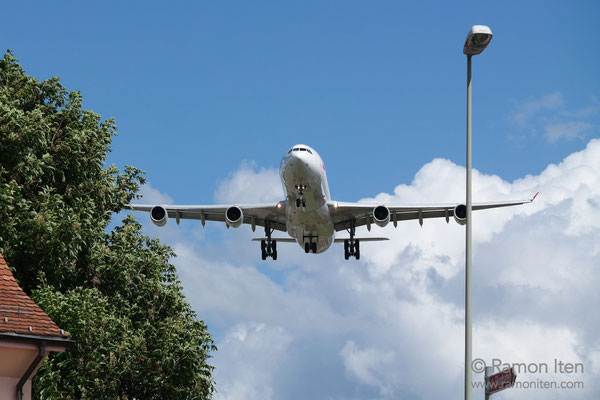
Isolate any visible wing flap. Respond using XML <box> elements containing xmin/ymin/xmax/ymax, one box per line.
<box><xmin>333</xmin><ymin>237</ymin><xmax>389</xmax><ymax>243</ymax></box>
<box><xmin>251</xmin><ymin>238</ymin><xmax>297</xmax><ymax>242</ymax></box>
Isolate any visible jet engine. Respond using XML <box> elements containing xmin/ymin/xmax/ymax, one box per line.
<box><xmin>453</xmin><ymin>204</ymin><xmax>467</xmax><ymax>225</ymax></box>
<box><xmin>373</xmin><ymin>205</ymin><xmax>390</xmax><ymax>228</ymax></box>
<box><xmin>150</xmin><ymin>205</ymin><xmax>168</xmax><ymax>227</ymax></box>
<box><xmin>226</xmin><ymin>206</ymin><xmax>244</xmax><ymax>228</ymax></box>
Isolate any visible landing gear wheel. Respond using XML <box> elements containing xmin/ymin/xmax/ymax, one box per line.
<box><xmin>305</xmin><ymin>242</ymin><xmax>310</xmax><ymax>253</ymax></box>
<box><xmin>311</xmin><ymin>242</ymin><xmax>317</xmax><ymax>253</ymax></box>
<box><xmin>261</xmin><ymin>222</ymin><xmax>278</xmax><ymax>260</ymax></box>
<box><xmin>355</xmin><ymin>240</ymin><xmax>360</xmax><ymax>260</ymax></box>
<box><xmin>261</xmin><ymin>241</ymin><xmax>267</xmax><ymax>260</ymax></box>
<box><xmin>296</xmin><ymin>198</ymin><xmax>301</xmax><ymax>207</ymax></box>
<box><xmin>260</xmin><ymin>244</ymin><xmax>267</xmax><ymax>261</ymax></box>
<box><xmin>344</xmin><ymin>240</ymin><xmax>350</xmax><ymax>260</ymax></box>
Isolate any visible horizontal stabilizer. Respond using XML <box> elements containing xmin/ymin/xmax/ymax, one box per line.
<box><xmin>333</xmin><ymin>237</ymin><xmax>389</xmax><ymax>243</ymax></box>
<box><xmin>251</xmin><ymin>237</ymin><xmax>389</xmax><ymax>243</ymax></box>
<box><xmin>251</xmin><ymin>238</ymin><xmax>296</xmax><ymax>242</ymax></box>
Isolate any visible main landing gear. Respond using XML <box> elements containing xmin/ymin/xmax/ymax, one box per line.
<box><xmin>304</xmin><ymin>235</ymin><xmax>317</xmax><ymax>253</ymax></box>
<box><xmin>295</xmin><ymin>185</ymin><xmax>307</xmax><ymax>208</ymax></box>
<box><xmin>344</xmin><ymin>239</ymin><xmax>360</xmax><ymax>260</ymax></box>
<box><xmin>261</xmin><ymin>220</ymin><xmax>277</xmax><ymax>260</ymax></box>
<box><xmin>344</xmin><ymin>220</ymin><xmax>360</xmax><ymax>260</ymax></box>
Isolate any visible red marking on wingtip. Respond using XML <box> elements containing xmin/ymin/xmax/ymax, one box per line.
<box><xmin>532</xmin><ymin>192</ymin><xmax>539</xmax><ymax>201</ymax></box>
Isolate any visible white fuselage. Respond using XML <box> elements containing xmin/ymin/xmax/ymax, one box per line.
<box><xmin>280</xmin><ymin>144</ymin><xmax>334</xmax><ymax>253</ymax></box>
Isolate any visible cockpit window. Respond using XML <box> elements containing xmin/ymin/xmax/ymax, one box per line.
<box><xmin>290</xmin><ymin>147</ymin><xmax>312</xmax><ymax>154</ymax></box>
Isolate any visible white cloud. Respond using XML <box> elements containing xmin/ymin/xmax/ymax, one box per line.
<box><xmin>545</xmin><ymin>121</ymin><xmax>595</xmax><ymax>143</ymax></box>
<box><xmin>213</xmin><ymin>322</ymin><xmax>293</xmax><ymax>400</ymax></box>
<box><xmin>214</xmin><ymin>161</ymin><xmax>283</xmax><ymax>204</ymax></box>
<box><xmin>138</xmin><ymin>182</ymin><xmax>174</xmax><ymax>204</ymax></box>
<box><xmin>137</xmin><ymin>139</ymin><xmax>600</xmax><ymax>399</ymax></box>
<box><xmin>561</xmin><ymin>96</ymin><xmax>600</xmax><ymax>119</ymax></box>
<box><xmin>507</xmin><ymin>93</ymin><xmax>599</xmax><ymax>144</ymax></box>
<box><xmin>340</xmin><ymin>341</ymin><xmax>396</xmax><ymax>396</ymax></box>
<box><xmin>509</xmin><ymin>92</ymin><xmax>564</xmax><ymax>127</ymax></box>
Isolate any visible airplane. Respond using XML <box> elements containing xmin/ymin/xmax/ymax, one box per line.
<box><xmin>131</xmin><ymin>144</ymin><xmax>537</xmax><ymax>260</ymax></box>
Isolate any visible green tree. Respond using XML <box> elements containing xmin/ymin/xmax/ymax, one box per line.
<box><xmin>0</xmin><ymin>50</ymin><xmax>215</xmax><ymax>399</ymax></box>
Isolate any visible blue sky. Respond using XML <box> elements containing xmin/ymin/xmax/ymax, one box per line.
<box><xmin>4</xmin><ymin>1</ymin><xmax>599</xmax><ymax>202</ymax></box>
<box><xmin>3</xmin><ymin>2</ymin><xmax>600</xmax><ymax>399</ymax></box>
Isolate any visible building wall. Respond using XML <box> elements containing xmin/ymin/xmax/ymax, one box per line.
<box><xmin>0</xmin><ymin>340</ymin><xmax>66</xmax><ymax>400</ymax></box>
<box><xmin>0</xmin><ymin>377</ymin><xmax>30</xmax><ymax>400</ymax></box>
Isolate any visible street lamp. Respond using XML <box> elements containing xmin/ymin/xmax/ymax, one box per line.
<box><xmin>464</xmin><ymin>25</ymin><xmax>493</xmax><ymax>56</ymax></box>
<box><xmin>463</xmin><ymin>25</ymin><xmax>492</xmax><ymax>400</ymax></box>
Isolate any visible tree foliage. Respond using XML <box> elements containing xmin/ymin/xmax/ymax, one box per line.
<box><xmin>0</xmin><ymin>51</ymin><xmax>215</xmax><ymax>399</ymax></box>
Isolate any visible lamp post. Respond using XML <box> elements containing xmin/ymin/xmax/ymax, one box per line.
<box><xmin>462</xmin><ymin>25</ymin><xmax>492</xmax><ymax>400</ymax></box>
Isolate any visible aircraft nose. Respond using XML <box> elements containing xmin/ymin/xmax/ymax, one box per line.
<box><xmin>284</xmin><ymin>150</ymin><xmax>311</xmax><ymax>174</ymax></box>
<box><xmin>287</xmin><ymin>150</ymin><xmax>305</xmax><ymax>164</ymax></box>
<box><xmin>287</xmin><ymin>151</ymin><xmax>304</xmax><ymax>167</ymax></box>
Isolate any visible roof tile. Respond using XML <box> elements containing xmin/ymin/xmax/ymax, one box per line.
<box><xmin>0</xmin><ymin>253</ymin><xmax>69</xmax><ymax>339</ymax></box>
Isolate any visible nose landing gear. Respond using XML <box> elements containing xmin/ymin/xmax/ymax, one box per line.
<box><xmin>295</xmin><ymin>185</ymin><xmax>307</xmax><ymax>208</ymax></box>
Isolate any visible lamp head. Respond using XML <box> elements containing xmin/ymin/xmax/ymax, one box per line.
<box><xmin>463</xmin><ymin>25</ymin><xmax>493</xmax><ymax>55</ymax></box>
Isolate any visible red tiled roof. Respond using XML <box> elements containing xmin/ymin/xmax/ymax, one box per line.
<box><xmin>0</xmin><ymin>253</ymin><xmax>68</xmax><ymax>339</ymax></box>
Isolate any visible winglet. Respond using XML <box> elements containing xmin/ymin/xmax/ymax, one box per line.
<box><xmin>531</xmin><ymin>192</ymin><xmax>539</xmax><ymax>201</ymax></box>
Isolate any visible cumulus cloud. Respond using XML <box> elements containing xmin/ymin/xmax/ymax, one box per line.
<box><xmin>136</xmin><ymin>140</ymin><xmax>600</xmax><ymax>399</ymax></box>
<box><xmin>138</xmin><ymin>182</ymin><xmax>174</xmax><ymax>204</ymax></box>
<box><xmin>340</xmin><ymin>341</ymin><xmax>396</xmax><ymax>396</ymax></box>
<box><xmin>213</xmin><ymin>322</ymin><xmax>292</xmax><ymax>400</ymax></box>
<box><xmin>214</xmin><ymin>161</ymin><xmax>283</xmax><ymax>204</ymax></box>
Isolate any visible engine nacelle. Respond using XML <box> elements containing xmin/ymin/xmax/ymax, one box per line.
<box><xmin>150</xmin><ymin>205</ymin><xmax>168</xmax><ymax>227</ymax></box>
<box><xmin>454</xmin><ymin>204</ymin><xmax>467</xmax><ymax>225</ymax></box>
<box><xmin>226</xmin><ymin>206</ymin><xmax>244</xmax><ymax>228</ymax></box>
<box><xmin>373</xmin><ymin>205</ymin><xmax>390</xmax><ymax>228</ymax></box>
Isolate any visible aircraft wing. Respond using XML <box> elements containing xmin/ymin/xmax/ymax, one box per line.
<box><xmin>130</xmin><ymin>202</ymin><xmax>288</xmax><ymax>232</ymax></box>
<box><xmin>329</xmin><ymin>194</ymin><xmax>537</xmax><ymax>232</ymax></box>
